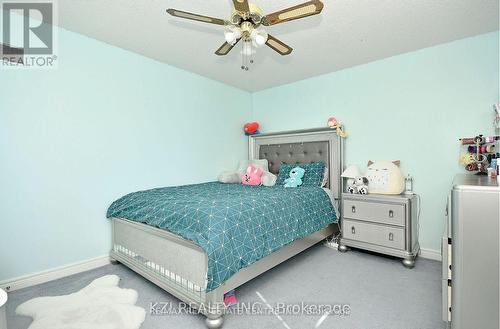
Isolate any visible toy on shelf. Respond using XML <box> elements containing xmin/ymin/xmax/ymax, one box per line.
<box><xmin>343</xmin><ymin>161</ymin><xmax>409</xmax><ymax>195</ymax></box>
<box><xmin>327</xmin><ymin>117</ymin><xmax>348</xmax><ymax>138</ymax></box>
<box><xmin>243</xmin><ymin>122</ymin><xmax>260</xmax><ymax>136</ymax></box>
<box><xmin>366</xmin><ymin>160</ymin><xmax>405</xmax><ymax>195</ymax></box>
<box><xmin>347</xmin><ymin>176</ymin><xmax>369</xmax><ymax>195</ymax></box>
<box><xmin>459</xmin><ymin>134</ymin><xmax>499</xmax><ymax>175</ymax></box>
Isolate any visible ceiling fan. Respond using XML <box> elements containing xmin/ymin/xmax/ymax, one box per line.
<box><xmin>166</xmin><ymin>0</ymin><xmax>324</xmax><ymax>70</ymax></box>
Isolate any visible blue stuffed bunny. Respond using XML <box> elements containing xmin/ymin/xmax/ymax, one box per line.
<box><xmin>284</xmin><ymin>166</ymin><xmax>305</xmax><ymax>188</ymax></box>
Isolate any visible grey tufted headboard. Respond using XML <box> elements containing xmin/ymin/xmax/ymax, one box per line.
<box><xmin>259</xmin><ymin>141</ymin><xmax>329</xmax><ymax>175</ymax></box>
<box><xmin>249</xmin><ymin>128</ymin><xmax>344</xmax><ymax>199</ymax></box>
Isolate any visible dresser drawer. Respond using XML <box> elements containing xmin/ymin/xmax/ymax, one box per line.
<box><xmin>342</xmin><ymin>219</ymin><xmax>405</xmax><ymax>250</ymax></box>
<box><xmin>343</xmin><ymin>199</ymin><xmax>405</xmax><ymax>226</ymax></box>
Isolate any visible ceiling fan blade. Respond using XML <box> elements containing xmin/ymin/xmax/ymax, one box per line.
<box><xmin>232</xmin><ymin>0</ymin><xmax>250</xmax><ymax>14</ymax></box>
<box><xmin>262</xmin><ymin>0</ymin><xmax>324</xmax><ymax>26</ymax></box>
<box><xmin>265</xmin><ymin>35</ymin><xmax>293</xmax><ymax>55</ymax></box>
<box><xmin>166</xmin><ymin>8</ymin><xmax>227</xmax><ymax>26</ymax></box>
<box><xmin>215</xmin><ymin>39</ymin><xmax>240</xmax><ymax>56</ymax></box>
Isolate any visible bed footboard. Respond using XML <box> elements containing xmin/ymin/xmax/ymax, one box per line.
<box><xmin>111</xmin><ymin>218</ymin><xmax>210</xmax><ymax>304</ymax></box>
<box><xmin>111</xmin><ymin>218</ymin><xmax>336</xmax><ymax>329</ymax></box>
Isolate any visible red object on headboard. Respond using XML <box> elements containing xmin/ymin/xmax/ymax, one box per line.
<box><xmin>244</xmin><ymin>122</ymin><xmax>259</xmax><ymax>135</ymax></box>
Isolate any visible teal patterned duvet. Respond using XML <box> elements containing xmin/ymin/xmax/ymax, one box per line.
<box><xmin>107</xmin><ymin>182</ymin><xmax>337</xmax><ymax>291</ymax></box>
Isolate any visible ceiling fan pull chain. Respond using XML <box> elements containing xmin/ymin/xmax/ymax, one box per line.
<box><xmin>250</xmin><ymin>42</ymin><xmax>254</xmax><ymax>65</ymax></box>
<box><xmin>245</xmin><ymin>41</ymin><xmax>248</xmax><ymax>71</ymax></box>
<box><xmin>241</xmin><ymin>42</ymin><xmax>245</xmax><ymax>70</ymax></box>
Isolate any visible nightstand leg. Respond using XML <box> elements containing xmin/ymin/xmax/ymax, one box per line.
<box><xmin>402</xmin><ymin>257</ymin><xmax>415</xmax><ymax>268</ymax></box>
<box><xmin>338</xmin><ymin>244</ymin><xmax>349</xmax><ymax>253</ymax></box>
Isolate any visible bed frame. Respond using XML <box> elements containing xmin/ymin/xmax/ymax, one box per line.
<box><xmin>109</xmin><ymin>128</ymin><xmax>344</xmax><ymax>328</ymax></box>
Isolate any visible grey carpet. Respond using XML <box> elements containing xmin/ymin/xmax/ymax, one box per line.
<box><xmin>6</xmin><ymin>245</ymin><xmax>445</xmax><ymax>329</ymax></box>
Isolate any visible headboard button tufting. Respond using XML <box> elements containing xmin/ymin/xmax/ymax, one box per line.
<box><xmin>253</xmin><ymin>136</ymin><xmax>337</xmax><ymax>194</ymax></box>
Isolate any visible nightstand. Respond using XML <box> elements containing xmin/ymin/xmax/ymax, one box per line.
<box><xmin>339</xmin><ymin>193</ymin><xmax>420</xmax><ymax>268</ymax></box>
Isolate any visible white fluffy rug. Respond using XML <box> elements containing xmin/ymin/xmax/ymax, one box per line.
<box><xmin>16</xmin><ymin>275</ymin><xmax>146</xmax><ymax>329</ymax></box>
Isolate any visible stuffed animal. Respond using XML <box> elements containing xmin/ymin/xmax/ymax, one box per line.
<box><xmin>243</xmin><ymin>122</ymin><xmax>260</xmax><ymax>136</ymax></box>
<box><xmin>347</xmin><ymin>185</ymin><xmax>358</xmax><ymax>194</ymax></box>
<box><xmin>241</xmin><ymin>165</ymin><xmax>263</xmax><ymax>186</ymax></box>
<box><xmin>366</xmin><ymin>160</ymin><xmax>404</xmax><ymax>194</ymax></box>
<box><xmin>327</xmin><ymin>117</ymin><xmax>348</xmax><ymax>138</ymax></box>
<box><xmin>347</xmin><ymin>176</ymin><xmax>369</xmax><ymax>194</ymax></box>
<box><xmin>218</xmin><ymin>159</ymin><xmax>277</xmax><ymax>187</ymax></box>
<box><xmin>284</xmin><ymin>166</ymin><xmax>305</xmax><ymax>188</ymax></box>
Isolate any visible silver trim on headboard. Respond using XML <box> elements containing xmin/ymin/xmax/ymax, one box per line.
<box><xmin>248</xmin><ymin>128</ymin><xmax>344</xmax><ymax>200</ymax></box>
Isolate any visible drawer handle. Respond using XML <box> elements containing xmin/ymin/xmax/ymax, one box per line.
<box><xmin>388</xmin><ymin>233</ymin><xmax>394</xmax><ymax>241</ymax></box>
<box><xmin>389</xmin><ymin>210</ymin><xmax>394</xmax><ymax>218</ymax></box>
<box><xmin>351</xmin><ymin>206</ymin><xmax>356</xmax><ymax>213</ymax></box>
<box><xmin>351</xmin><ymin>226</ymin><xmax>356</xmax><ymax>234</ymax></box>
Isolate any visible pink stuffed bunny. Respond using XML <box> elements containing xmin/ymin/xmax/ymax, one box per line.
<box><xmin>241</xmin><ymin>165</ymin><xmax>263</xmax><ymax>186</ymax></box>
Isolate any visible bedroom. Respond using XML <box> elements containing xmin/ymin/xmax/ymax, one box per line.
<box><xmin>0</xmin><ymin>1</ymin><xmax>499</xmax><ymax>329</ymax></box>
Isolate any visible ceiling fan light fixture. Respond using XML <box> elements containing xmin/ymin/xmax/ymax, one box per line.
<box><xmin>224</xmin><ymin>30</ymin><xmax>236</xmax><ymax>44</ymax></box>
<box><xmin>251</xmin><ymin>29</ymin><xmax>268</xmax><ymax>47</ymax></box>
<box><xmin>224</xmin><ymin>26</ymin><xmax>241</xmax><ymax>45</ymax></box>
<box><xmin>255</xmin><ymin>34</ymin><xmax>266</xmax><ymax>46</ymax></box>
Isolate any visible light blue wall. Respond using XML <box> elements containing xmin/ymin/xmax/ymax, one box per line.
<box><xmin>0</xmin><ymin>25</ymin><xmax>251</xmax><ymax>280</ymax></box>
<box><xmin>252</xmin><ymin>32</ymin><xmax>499</xmax><ymax>252</ymax></box>
<box><xmin>1</xmin><ymin>20</ymin><xmax>497</xmax><ymax>282</ymax></box>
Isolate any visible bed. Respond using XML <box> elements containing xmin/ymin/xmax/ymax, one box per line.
<box><xmin>107</xmin><ymin>128</ymin><xmax>344</xmax><ymax>328</ymax></box>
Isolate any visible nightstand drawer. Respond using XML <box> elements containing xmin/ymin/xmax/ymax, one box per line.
<box><xmin>343</xmin><ymin>199</ymin><xmax>405</xmax><ymax>226</ymax></box>
<box><xmin>342</xmin><ymin>219</ymin><xmax>405</xmax><ymax>250</ymax></box>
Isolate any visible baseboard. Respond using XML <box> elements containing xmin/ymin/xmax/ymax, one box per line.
<box><xmin>419</xmin><ymin>248</ymin><xmax>441</xmax><ymax>261</ymax></box>
<box><xmin>0</xmin><ymin>255</ymin><xmax>110</xmax><ymax>292</ymax></box>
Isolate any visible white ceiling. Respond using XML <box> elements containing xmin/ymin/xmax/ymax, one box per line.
<box><xmin>57</xmin><ymin>0</ymin><xmax>499</xmax><ymax>91</ymax></box>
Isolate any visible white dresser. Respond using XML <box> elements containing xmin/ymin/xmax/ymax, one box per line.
<box><xmin>443</xmin><ymin>174</ymin><xmax>499</xmax><ymax>329</ymax></box>
<box><xmin>339</xmin><ymin>193</ymin><xmax>419</xmax><ymax>268</ymax></box>
<box><xmin>0</xmin><ymin>288</ymin><xmax>7</xmax><ymax>329</ymax></box>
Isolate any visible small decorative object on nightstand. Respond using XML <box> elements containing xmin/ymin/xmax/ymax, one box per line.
<box><xmin>339</xmin><ymin>193</ymin><xmax>419</xmax><ymax>268</ymax></box>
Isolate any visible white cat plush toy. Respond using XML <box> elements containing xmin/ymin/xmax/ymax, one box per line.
<box><xmin>366</xmin><ymin>160</ymin><xmax>404</xmax><ymax>194</ymax></box>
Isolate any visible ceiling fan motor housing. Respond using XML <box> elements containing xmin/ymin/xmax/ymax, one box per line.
<box><xmin>240</xmin><ymin>22</ymin><xmax>254</xmax><ymax>40</ymax></box>
<box><xmin>231</xmin><ymin>3</ymin><xmax>262</xmax><ymax>26</ymax></box>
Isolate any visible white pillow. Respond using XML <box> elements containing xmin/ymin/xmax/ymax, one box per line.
<box><xmin>261</xmin><ymin>172</ymin><xmax>277</xmax><ymax>187</ymax></box>
<box><xmin>237</xmin><ymin>159</ymin><xmax>269</xmax><ymax>175</ymax></box>
<box><xmin>321</xmin><ymin>166</ymin><xmax>329</xmax><ymax>187</ymax></box>
<box><xmin>218</xmin><ymin>171</ymin><xmax>241</xmax><ymax>183</ymax></box>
